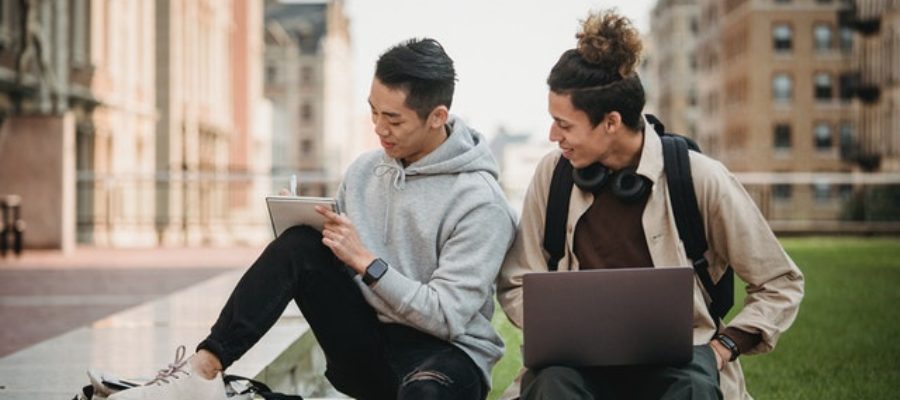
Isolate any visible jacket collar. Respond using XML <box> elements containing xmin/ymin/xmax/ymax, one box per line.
<box><xmin>635</xmin><ymin>115</ymin><xmax>664</xmax><ymax>186</ymax></box>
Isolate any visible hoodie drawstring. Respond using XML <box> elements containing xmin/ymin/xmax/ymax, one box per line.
<box><xmin>374</xmin><ymin>162</ymin><xmax>407</xmax><ymax>243</ymax></box>
<box><xmin>374</xmin><ymin>162</ymin><xmax>407</xmax><ymax>190</ymax></box>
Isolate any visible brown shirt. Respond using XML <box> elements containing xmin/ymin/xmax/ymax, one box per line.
<box><xmin>573</xmin><ymin>180</ymin><xmax>761</xmax><ymax>352</ymax></box>
<box><xmin>573</xmin><ymin>183</ymin><xmax>654</xmax><ymax>270</ymax></box>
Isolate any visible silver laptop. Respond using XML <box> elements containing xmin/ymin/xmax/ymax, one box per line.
<box><xmin>523</xmin><ymin>267</ymin><xmax>693</xmax><ymax>369</ymax></box>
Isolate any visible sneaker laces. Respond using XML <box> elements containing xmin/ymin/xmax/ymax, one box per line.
<box><xmin>146</xmin><ymin>345</ymin><xmax>190</xmax><ymax>386</ymax></box>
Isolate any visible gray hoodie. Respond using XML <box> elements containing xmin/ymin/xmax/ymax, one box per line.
<box><xmin>337</xmin><ymin>115</ymin><xmax>517</xmax><ymax>385</ymax></box>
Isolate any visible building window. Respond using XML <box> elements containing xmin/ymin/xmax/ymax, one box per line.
<box><xmin>813</xmin><ymin>182</ymin><xmax>832</xmax><ymax>203</ymax></box>
<box><xmin>773</xmin><ymin>184</ymin><xmax>792</xmax><ymax>201</ymax></box>
<box><xmin>774</xmin><ymin>124</ymin><xmax>791</xmax><ymax>150</ymax></box>
<box><xmin>266</xmin><ymin>66</ymin><xmax>278</xmax><ymax>83</ymax></box>
<box><xmin>814</xmin><ymin>73</ymin><xmax>833</xmax><ymax>101</ymax></box>
<box><xmin>814</xmin><ymin>122</ymin><xmax>833</xmax><ymax>150</ymax></box>
<box><xmin>72</xmin><ymin>0</ymin><xmax>89</xmax><ymax>66</ymax></box>
<box><xmin>814</xmin><ymin>24</ymin><xmax>833</xmax><ymax>52</ymax></box>
<box><xmin>839</xmin><ymin>72</ymin><xmax>856</xmax><ymax>101</ymax></box>
<box><xmin>775</xmin><ymin>0</ymin><xmax>791</xmax><ymax>3</ymax></box>
<box><xmin>301</xmin><ymin>66</ymin><xmax>313</xmax><ymax>86</ymax></box>
<box><xmin>773</xmin><ymin>24</ymin><xmax>792</xmax><ymax>51</ymax></box>
<box><xmin>838</xmin><ymin>184</ymin><xmax>852</xmax><ymax>201</ymax></box>
<box><xmin>300</xmin><ymin>102</ymin><xmax>313</xmax><ymax>124</ymax></box>
<box><xmin>301</xmin><ymin>139</ymin><xmax>313</xmax><ymax>156</ymax></box>
<box><xmin>0</xmin><ymin>1</ymin><xmax>11</xmax><ymax>44</ymax></box>
<box><xmin>773</xmin><ymin>73</ymin><xmax>792</xmax><ymax>102</ymax></box>
<box><xmin>839</xmin><ymin>122</ymin><xmax>854</xmax><ymax>146</ymax></box>
<box><xmin>839</xmin><ymin>121</ymin><xmax>855</xmax><ymax>157</ymax></box>
<box><xmin>839</xmin><ymin>27</ymin><xmax>853</xmax><ymax>53</ymax></box>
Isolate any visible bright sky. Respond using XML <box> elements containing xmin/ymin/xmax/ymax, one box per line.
<box><xmin>345</xmin><ymin>0</ymin><xmax>656</xmax><ymax>139</ymax></box>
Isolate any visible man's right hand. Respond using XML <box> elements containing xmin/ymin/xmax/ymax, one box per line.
<box><xmin>709</xmin><ymin>341</ymin><xmax>730</xmax><ymax>370</ymax></box>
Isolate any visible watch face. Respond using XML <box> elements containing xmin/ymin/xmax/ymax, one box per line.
<box><xmin>365</xmin><ymin>258</ymin><xmax>389</xmax><ymax>285</ymax></box>
<box><xmin>370</xmin><ymin>259</ymin><xmax>388</xmax><ymax>277</ymax></box>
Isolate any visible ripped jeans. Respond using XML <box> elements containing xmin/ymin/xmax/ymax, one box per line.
<box><xmin>198</xmin><ymin>226</ymin><xmax>486</xmax><ymax>400</ymax></box>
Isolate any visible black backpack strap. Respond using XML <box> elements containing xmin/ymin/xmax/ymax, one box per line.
<box><xmin>544</xmin><ymin>156</ymin><xmax>575</xmax><ymax>271</ymax></box>
<box><xmin>224</xmin><ymin>374</ymin><xmax>304</xmax><ymax>400</ymax></box>
<box><xmin>645</xmin><ymin>114</ymin><xmax>666</xmax><ymax>136</ymax></box>
<box><xmin>661</xmin><ymin>136</ymin><xmax>734</xmax><ymax>328</ymax></box>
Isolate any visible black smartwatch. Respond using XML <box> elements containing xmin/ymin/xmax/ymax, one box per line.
<box><xmin>715</xmin><ymin>333</ymin><xmax>740</xmax><ymax>362</ymax></box>
<box><xmin>363</xmin><ymin>258</ymin><xmax>389</xmax><ymax>286</ymax></box>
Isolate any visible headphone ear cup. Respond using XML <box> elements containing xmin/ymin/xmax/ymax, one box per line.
<box><xmin>612</xmin><ymin>167</ymin><xmax>650</xmax><ymax>202</ymax></box>
<box><xmin>572</xmin><ymin>163</ymin><xmax>610</xmax><ymax>193</ymax></box>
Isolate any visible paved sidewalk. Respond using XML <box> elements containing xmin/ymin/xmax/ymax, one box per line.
<box><xmin>0</xmin><ymin>246</ymin><xmax>265</xmax><ymax>270</ymax></box>
<box><xmin>0</xmin><ymin>246</ymin><xmax>264</xmax><ymax>357</ymax></box>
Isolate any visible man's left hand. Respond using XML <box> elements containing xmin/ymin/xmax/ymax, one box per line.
<box><xmin>316</xmin><ymin>206</ymin><xmax>375</xmax><ymax>275</ymax></box>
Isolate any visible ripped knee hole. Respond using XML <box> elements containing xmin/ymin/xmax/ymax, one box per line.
<box><xmin>401</xmin><ymin>370</ymin><xmax>454</xmax><ymax>387</ymax></box>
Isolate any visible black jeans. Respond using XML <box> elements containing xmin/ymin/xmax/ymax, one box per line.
<box><xmin>198</xmin><ymin>226</ymin><xmax>486</xmax><ymax>400</ymax></box>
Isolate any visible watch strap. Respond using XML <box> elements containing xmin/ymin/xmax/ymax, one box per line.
<box><xmin>715</xmin><ymin>333</ymin><xmax>740</xmax><ymax>362</ymax></box>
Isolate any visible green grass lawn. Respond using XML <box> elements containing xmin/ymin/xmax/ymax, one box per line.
<box><xmin>489</xmin><ymin>236</ymin><xmax>900</xmax><ymax>399</ymax></box>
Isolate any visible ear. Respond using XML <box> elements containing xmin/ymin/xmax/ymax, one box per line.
<box><xmin>605</xmin><ymin>111</ymin><xmax>623</xmax><ymax>131</ymax></box>
<box><xmin>426</xmin><ymin>106</ymin><xmax>449</xmax><ymax>129</ymax></box>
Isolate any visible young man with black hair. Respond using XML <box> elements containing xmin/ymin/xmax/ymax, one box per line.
<box><xmin>111</xmin><ymin>38</ymin><xmax>516</xmax><ymax>400</ymax></box>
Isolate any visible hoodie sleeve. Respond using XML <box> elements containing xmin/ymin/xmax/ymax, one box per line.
<box><xmin>368</xmin><ymin>198</ymin><xmax>516</xmax><ymax>340</ymax></box>
<box><xmin>497</xmin><ymin>151</ymin><xmax>558</xmax><ymax>328</ymax></box>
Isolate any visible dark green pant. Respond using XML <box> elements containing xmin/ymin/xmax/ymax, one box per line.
<box><xmin>521</xmin><ymin>345</ymin><xmax>722</xmax><ymax>400</ymax></box>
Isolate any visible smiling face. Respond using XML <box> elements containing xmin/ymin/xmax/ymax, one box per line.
<box><xmin>548</xmin><ymin>91</ymin><xmax>645</xmax><ymax>171</ymax></box>
<box><xmin>368</xmin><ymin>78</ymin><xmax>448</xmax><ymax>165</ymax></box>
<box><xmin>547</xmin><ymin>91</ymin><xmax>616</xmax><ymax>169</ymax></box>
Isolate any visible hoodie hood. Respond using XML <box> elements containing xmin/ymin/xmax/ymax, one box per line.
<box><xmin>372</xmin><ymin>115</ymin><xmax>499</xmax><ymax>190</ymax></box>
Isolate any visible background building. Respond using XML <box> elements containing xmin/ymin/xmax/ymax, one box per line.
<box><xmin>75</xmin><ymin>0</ymin><xmax>157</xmax><ymax>247</ymax></box>
<box><xmin>694</xmin><ymin>0</ymin><xmax>725</xmax><ymax>155</ymax></box>
<box><xmin>0</xmin><ymin>0</ymin><xmax>98</xmax><ymax>251</ymax></box>
<box><xmin>692</xmin><ymin>0</ymin><xmax>857</xmax><ymax>225</ymax></box>
<box><xmin>640</xmin><ymin>32</ymin><xmax>661</xmax><ymax>117</ymax></box>
<box><xmin>650</xmin><ymin>0</ymin><xmax>700</xmax><ymax>143</ymax></box>
<box><xmin>155</xmin><ymin>0</ymin><xmax>249</xmax><ymax>246</ymax></box>
<box><xmin>840</xmin><ymin>0</ymin><xmax>900</xmax><ymax>172</ymax></box>
<box><xmin>0</xmin><ymin>0</ymin><xmax>272</xmax><ymax>250</ymax></box>
<box><xmin>264</xmin><ymin>0</ymin><xmax>353</xmax><ymax>196</ymax></box>
<box><xmin>229</xmin><ymin>0</ymin><xmax>273</xmax><ymax>245</ymax></box>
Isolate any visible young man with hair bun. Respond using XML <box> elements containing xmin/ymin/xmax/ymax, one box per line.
<box><xmin>498</xmin><ymin>10</ymin><xmax>804</xmax><ymax>400</ymax></box>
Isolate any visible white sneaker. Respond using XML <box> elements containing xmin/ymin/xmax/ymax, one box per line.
<box><xmin>108</xmin><ymin>345</ymin><xmax>227</xmax><ymax>400</ymax></box>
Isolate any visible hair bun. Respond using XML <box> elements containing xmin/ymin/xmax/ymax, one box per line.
<box><xmin>576</xmin><ymin>10</ymin><xmax>643</xmax><ymax>77</ymax></box>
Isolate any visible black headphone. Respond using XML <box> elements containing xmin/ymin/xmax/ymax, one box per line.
<box><xmin>572</xmin><ymin>162</ymin><xmax>651</xmax><ymax>202</ymax></box>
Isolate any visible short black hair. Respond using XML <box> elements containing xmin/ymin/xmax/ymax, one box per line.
<box><xmin>375</xmin><ymin>38</ymin><xmax>457</xmax><ymax>120</ymax></box>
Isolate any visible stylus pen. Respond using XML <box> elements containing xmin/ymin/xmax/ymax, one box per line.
<box><xmin>290</xmin><ymin>174</ymin><xmax>297</xmax><ymax>196</ymax></box>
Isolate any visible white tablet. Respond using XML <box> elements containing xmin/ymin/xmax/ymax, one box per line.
<box><xmin>265</xmin><ymin>196</ymin><xmax>340</xmax><ymax>237</ymax></box>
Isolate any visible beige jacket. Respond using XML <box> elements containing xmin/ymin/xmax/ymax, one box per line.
<box><xmin>497</xmin><ymin>130</ymin><xmax>804</xmax><ymax>399</ymax></box>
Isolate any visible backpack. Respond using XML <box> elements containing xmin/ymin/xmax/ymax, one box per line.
<box><xmin>542</xmin><ymin>114</ymin><xmax>734</xmax><ymax>328</ymax></box>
